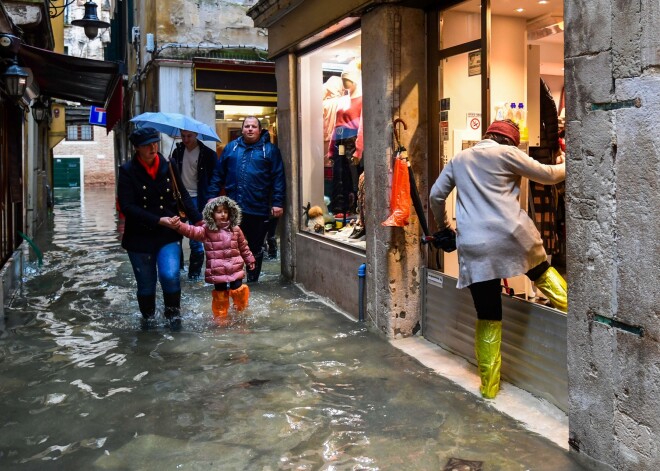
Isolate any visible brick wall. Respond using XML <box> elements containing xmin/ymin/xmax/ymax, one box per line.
<box><xmin>54</xmin><ymin>127</ymin><xmax>115</xmax><ymax>187</ymax></box>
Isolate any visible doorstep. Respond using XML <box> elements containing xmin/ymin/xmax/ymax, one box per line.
<box><xmin>390</xmin><ymin>335</ymin><xmax>569</xmax><ymax>450</ymax></box>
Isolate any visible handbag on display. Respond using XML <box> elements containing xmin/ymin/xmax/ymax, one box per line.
<box><xmin>168</xmin><ymin>161</ymin><xmax>187</xmax><ymax>219</ymax></box>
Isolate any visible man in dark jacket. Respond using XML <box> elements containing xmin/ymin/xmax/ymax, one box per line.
<box><xmin>207</xmin><ymin>117</ymin><xmax>285</xmax><ymax>282</ymax></box>
<box><xmin>171</xmin><ymin>130</ymin><xmax>218</xmax><ymax>279</ymax></box>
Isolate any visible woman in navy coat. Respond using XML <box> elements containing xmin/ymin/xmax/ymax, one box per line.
<box><xmin>117</xmin><ymin>127</ymin><xmax>202</xmax><ymax>330</ymax></box>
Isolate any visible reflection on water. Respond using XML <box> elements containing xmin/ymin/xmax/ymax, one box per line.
<box><xmin>0</xmin><ymin>188</ymin><xmax>589</xmax><ymax>470</ymax></box>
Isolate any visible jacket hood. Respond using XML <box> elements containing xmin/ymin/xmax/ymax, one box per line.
<box><xmin>203</xmin><ymin>196</ymin><xmax>242</xmax><ymax>230</ymax></box>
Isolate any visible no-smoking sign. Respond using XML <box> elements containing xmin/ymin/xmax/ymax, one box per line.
<box><xmin>466</xmin><ymin>112</ymin><xmax>482</xmax><ymax>134</ymax></box>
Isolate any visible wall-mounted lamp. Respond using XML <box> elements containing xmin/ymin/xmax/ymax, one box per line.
<box><xmin>31</xmin><ymin>97</ymin><xmax>49</xmax><ymax>123</ymax></box>
<box><xmin>0</xmin><ymin>34</ymin><xmax>28</xmax><ymax>100</ymax></box>
<box><xmin>2</xmin><ymin>58</ymin><xmax>29</xmax><ymax>99</ymax></box>
<box><xmin>71</xmin><ymin>1</ymin><xmax>110</xmax><ymax>40</ymax></box>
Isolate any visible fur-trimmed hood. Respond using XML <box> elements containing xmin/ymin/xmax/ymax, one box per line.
<box><xmin>203</xmin><ymin>196</ymin><xmax>242</xmax><ymax>231</ymax></box>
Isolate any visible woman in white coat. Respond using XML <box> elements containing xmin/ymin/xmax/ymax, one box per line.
<box><xmin>429</xmin><ymin>119</ymin><xmax>567</xmax><ymax>399</ymax></box>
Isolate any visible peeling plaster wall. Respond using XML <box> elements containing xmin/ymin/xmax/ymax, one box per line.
<box><xmin>566</xmin><ymin>0</ymin><xmax>660</xmax><ymax>468</ymax></box>
<box><xmin>156</xmin><ymin>0</ymin><xmax>267</xmax><ymax>48</ymax></box>
<box><xmin>362</xmin><ymin>6</ymin><xmax>426</xmax><ymax>338</ymax></box>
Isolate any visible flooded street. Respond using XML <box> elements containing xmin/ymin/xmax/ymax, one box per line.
<box><xmin>0</xmin><ymin>187</ymin><xmax>589</xmax><ymax>470</ymax></box>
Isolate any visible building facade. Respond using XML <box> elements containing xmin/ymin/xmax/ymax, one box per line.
<box><xmin>114</xmin><ymin>0</ymin><xmax>276</xmax><ymax>169</ymax></box>
<box><xmin>0</xmin><ymin>1</ymin><xmax>121</xmax><ymax>318</ymax></box>
<box><xmin>248</xmin><ymin>0</ymin><xmax>660</xmax><ymax>469</ymax></box>
<box><xmin>53</xmin><ymin>1</ymin><xmax>116</xmax><ymax>188</ymax></box>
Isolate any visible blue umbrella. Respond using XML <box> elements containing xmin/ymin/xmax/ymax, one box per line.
<box><xmin>130</xmin><ymin>111</ymin><xmax>221</xmax><ymax>142</ymax></box>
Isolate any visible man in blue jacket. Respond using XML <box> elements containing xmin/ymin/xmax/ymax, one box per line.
<box><xmin>171</xmin><ymin>130</ymin><xmax>218</xmax><ymax>279</ymax></box>
<box><xmin>207</xmin><ymin>116</ymin><xmax>285</xmax><ymax>282</ymax></box>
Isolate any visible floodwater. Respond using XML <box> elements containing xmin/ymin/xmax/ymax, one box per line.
<box><xmin>0</xmin><ymin>187</ymin><xmax>590</xmax><ymax>470</ymax></box>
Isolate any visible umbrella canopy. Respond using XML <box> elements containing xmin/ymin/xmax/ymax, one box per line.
<box><xmin>130</xmin><ymin>112</ymin><xmax>221</xmax><ymax>142</ymax></box>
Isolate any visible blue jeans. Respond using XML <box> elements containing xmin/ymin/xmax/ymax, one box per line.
<box><xmin>128</xmin><ymin>241</ymin><xmax>181</xmax><ymax>296</ymax></box>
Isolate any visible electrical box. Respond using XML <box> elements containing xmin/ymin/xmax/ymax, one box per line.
<box><xmin>131</xmin><ymin>26</ymin><xmax>140</xmax><ymax>45</ymax></box>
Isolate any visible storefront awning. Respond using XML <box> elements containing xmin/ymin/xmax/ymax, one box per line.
<box><xmin>18</xmin><ymin>44</ymin><xmax>121</xmax><ymax>108</ymax></box>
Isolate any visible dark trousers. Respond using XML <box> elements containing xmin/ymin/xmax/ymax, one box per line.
<box><xmin>240</xmin><ymin>213</ymin><xmax>270</xmax><ymax>282</ymax></box>
<box><xmin>468</xmin><ymin>261</ymin><xmax>551</xmax><ymax>321</ymax></box>
<box><xmin>214</xmin><ymin>279</ymin><xmax>243</xmax><ymax>291</ymax></box>
<box><xmin>331</xmin><ymin>136</ymin><xmax>357</xmax><ymax>214</ymax></box>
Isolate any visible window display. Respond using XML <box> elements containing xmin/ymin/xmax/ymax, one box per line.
<box><xmin>298</xmin><ymin>30</ymin><xmax>365</xmax><ymax>246</ymax></box>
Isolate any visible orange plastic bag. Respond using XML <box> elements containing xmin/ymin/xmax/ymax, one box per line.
<box><xmin>381</xmin><ymin>153</ymin><xmax>411</xmax><ymax>227</ymax></box>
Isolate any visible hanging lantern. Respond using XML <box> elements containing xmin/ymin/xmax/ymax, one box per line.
<box><xmin>31</xmin><ymin>97</ymin><xmax>49</xmax><ymax>123</ymax></box>
<box><xmin>71</xmin><ymin>1</ymin><xmax>110</xmax><ymax>40</ymax></box>
<box><xmin>2</xmin><ymin>58</ymin><xmax>28</xmax><ymax>99</ymax></box>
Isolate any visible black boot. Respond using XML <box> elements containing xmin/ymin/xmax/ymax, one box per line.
<box><xmin>266</xmin><ymin>237</ymin><xmax>277</xmax><ymax>259</ymax></box>
<box><xmin>163</xmin><ymin>291</ymin><xmax>182</xmax><ymax>331</ymax></box>
<box><xmin>137</xmin><ymin>294</ymin><xmax>156</xmax><ymax>330</ymax></box>
<box><xmin>188</xmin><ymin>251</ymin><xmax>204</xmax><ymax>280</ymax></box>
<box><xmin>246</xmin><ymin>254</ymin><xmax>264</xmax><ymax>283</ymax></box>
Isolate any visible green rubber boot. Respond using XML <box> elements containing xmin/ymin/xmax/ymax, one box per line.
<box><xmin>534</xmin><ymin>266</ymin><xmax>568</xmax><ymax>312</ymax></box>
<box><xmin>475</xmin><ymin>319</ymin><xmax>502</xmax><ymax>399</ymax></box>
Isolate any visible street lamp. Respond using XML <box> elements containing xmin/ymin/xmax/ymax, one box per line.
<box><xmin>31</xmin><ymin>97</ymin><xmax>49</xmax><ymax>123</ymax></box>
<box><xmin>71</xmin><ymin>1</ymin><xmax>110</xmax><ymax>40</ymax></box>
<box><xmin>2</xmin><ymin>57</ymin><xmax>29</xmax><ymax>99</ymax></box>
<box><xmin>1</xmin><ymin>34</ymin><xmax>28</xmax><ymax>99</ymax></box>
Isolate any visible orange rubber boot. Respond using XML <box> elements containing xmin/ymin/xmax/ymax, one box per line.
<box><xmin>212</xmin><ymin>290</ymin><xmax>230</xmax><ymax>325</ymax></box>
<box><xmin>230</xmin><ymin>285</ymin><xmax>250</xmax><ymax>312</ymax></box>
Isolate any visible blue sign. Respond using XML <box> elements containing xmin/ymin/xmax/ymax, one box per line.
<box><xmin>89</xmin><ymin>106</ymin><xmax>107</xmax><ymax>126</ymax></box>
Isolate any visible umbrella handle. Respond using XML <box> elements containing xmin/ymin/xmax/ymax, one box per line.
<box><xmin>392</xmin><ymin>118</ymin><xmax>407</xmax><ymax>151</ymax></box>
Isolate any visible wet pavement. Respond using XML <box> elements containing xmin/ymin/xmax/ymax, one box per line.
<box><xmin>0</xmin><ymin>187</ymin><xmax>592</xmax><ymax>470</ymax></box>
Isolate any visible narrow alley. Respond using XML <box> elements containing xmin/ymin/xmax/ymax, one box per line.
<box><xmin>0</xmin><ymin>187</ymin><xmax>590</xmax><ymax>470</ymax></box>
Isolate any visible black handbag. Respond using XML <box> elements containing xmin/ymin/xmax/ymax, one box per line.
<box><xmin>430</xmin><ymin>227</ymin><xmax>456</xmax><ymax>252</ymax></box>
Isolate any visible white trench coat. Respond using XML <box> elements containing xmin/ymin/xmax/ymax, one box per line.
<box><xmin>429</xmin><ymin>139</ymin><xmax>566</xmax><ymax>289</ymax></box>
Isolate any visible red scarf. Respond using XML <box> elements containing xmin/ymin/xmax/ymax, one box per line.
<box><xmin>137</xmin><ymin>154</ymin><xmax>160</xmax><ymax>179</ymax></box>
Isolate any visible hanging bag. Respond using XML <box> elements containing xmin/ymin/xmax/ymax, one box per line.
<box><xmin>168</xmin><ymin>161</ymin><xmax>187</xmax><ymax>218</ymax></box>
<box><xmin>381</xmin><ymin>148</ymin><xmax>411</xmax><ymax>227</ymax></box>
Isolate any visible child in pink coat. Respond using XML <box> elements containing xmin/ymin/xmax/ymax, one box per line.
<box><xmin>171</xmin><ymin>196</ymin><xmax>255</xmax><ymax>325</ymax></box>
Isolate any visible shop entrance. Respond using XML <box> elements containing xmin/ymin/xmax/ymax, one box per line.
<box><xmin>423</xmin><ymin>0</ymin><xmax>568</xmax><ymax>410</ymax></box>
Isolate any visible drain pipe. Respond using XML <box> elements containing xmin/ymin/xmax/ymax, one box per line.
<box><xmin>358</xmin><ymin>263</ymin><xmax>366</xmax><ymax>322</ymax></box>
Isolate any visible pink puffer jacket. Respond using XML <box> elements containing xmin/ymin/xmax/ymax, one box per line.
<box><xmin>177</xmin><ymin>196</ymin><xmax>255</xmax><ymax>284</ymax></box>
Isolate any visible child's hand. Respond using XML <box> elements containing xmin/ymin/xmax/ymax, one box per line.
<box><xmin>247</xmin><ymin>262</ymin><xmax>256</xmax><ymax>271</ymax></box>
<box><xmin>171</xmin><ymin>216</ymin><xmax>181</xmax><ymax>227</ymax></box>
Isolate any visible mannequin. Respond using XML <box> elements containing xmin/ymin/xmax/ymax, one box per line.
<box><xmin>327</xmin><ymin>60</ymin><xmax>363</xmax><ymax>221</ymax></box>
<box><xmin>322</xmin><ymin>76</ymin><xmax>344</xmax><ymax>168</ymax></box>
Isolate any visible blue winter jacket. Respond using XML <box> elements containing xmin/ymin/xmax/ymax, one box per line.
<box><xmin>207</xmin><ymin>129</ymin><xmax>285</xmax><ymax>217</ymax></box>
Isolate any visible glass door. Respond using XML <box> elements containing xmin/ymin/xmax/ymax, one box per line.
<box><xmin>429</xmin><ymin>0</ymin><xmax>486</xmax><ymax>275</ymax></box>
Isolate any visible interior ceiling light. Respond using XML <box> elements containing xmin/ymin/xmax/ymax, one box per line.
<box><xmin>527</xmin><ymin>14</ymin><xmax>565</xmax><ymax>41</ymax></box>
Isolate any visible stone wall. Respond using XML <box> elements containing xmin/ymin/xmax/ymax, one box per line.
<box><xmin>566</xmin><ymin>0</ymin><xmax>660</xmax><ymax>468</ymax></box>
<box><xmin>156</xmin><ymin>0</ymin><xmax>266</xmax><ymax>49</ymax></box>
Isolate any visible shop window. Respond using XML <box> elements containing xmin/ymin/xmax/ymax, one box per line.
<box><xmin>67</xmin><ymin>124</ymin><xmax>94</xmax><ymax>141</ymax></box>
<box><xmin>298</xmin><ymin>30</ymin><xmax>365</xmax><ymax>246</ymax></box>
